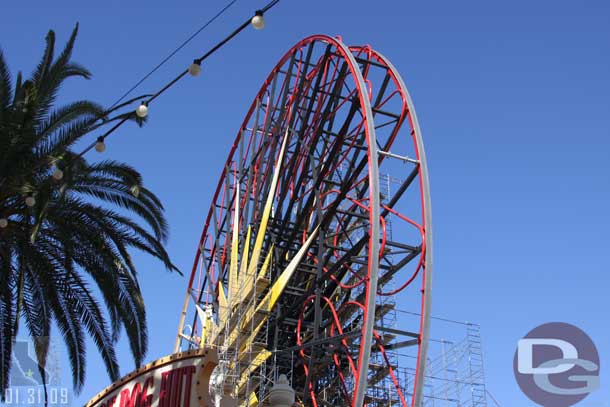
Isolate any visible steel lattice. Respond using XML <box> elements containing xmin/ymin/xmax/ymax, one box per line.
<box><xmin>175</xmin><ymin>35</ymin><xmax>433</xmax><ymax>407</ymax></box>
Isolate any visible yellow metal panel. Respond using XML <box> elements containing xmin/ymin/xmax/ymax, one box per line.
<box><xmin>247</xmin><ymin>129</ymin><xmax>289</xmax><ymax>278</ymax></box>
<box><xmin>218</xmin><ymin>281</ymin><xmax>228</xmax><ymax>313</ymax></box>
<box><xmin>257</xmin><ymin>245</ymin><xmax>273</xmax><ymax>280</ymax></box>
<box><xmin>235</xmin><ymin>348</ymin><xmax>272</xmax><ymax>395</ymax></box>
<box><xmin>239</xmin><ymin>392</ymin><xmax>258</xmax><ymax>407</ymax></box>
<box><xmin>216</xmin><ymin>130</ymin><xmax>319</xmax><ymax>356</ymax></box>
<box><xmin>228</xmin><ymin>226</ymin><xmax>320</xmax><ymax>352</ymax></box>
<box><xmin>238</xmin><ymin>318</ymin><xmax>267</xmax><ymax>354</ymax></box>
<box><xmin>229</xmin><ymin>172</ymin><xmax>241</xmax><ymax>304</ymax></box>
<box><xmin>238</xmin><ymin>225</ymin><xmax>252</xmax><ymax>293</ymax></box>
<box><xmin>238</xmin><ymin>244</ymin><xmax>274</xmax><ymax>306</ymax></box>
<box><xmin>266</xmin><ymin>226</ymin><xmax>319</xmax><ymax>311</ymax></box>
<box><xmin>199</xmin><ymin>310</ymin><xmax>211</xmax><ymax>349</ymax></box>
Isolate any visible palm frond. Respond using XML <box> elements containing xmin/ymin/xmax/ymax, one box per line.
<box><xmin>0</xmin><ymin>50</ymin><xmax>12</xmax><ymax>114</ymax></box>
<box><xmin>0</xmin><ymin>23</ymin><xmax>178</xmax><ymax>396</ymax></box>
<box><xmin>115</xmin><ymin>273</ymin><xmax>147</xmax><ymax>367</ymax></box>
<box><xmin>36</xmin><ymin>100</ymin><xmax>104</xmax><ymax>141</ymax></box>
<box><xmin>31</xmin><ymin>30</ymin><xmax>56</xmax><ymax>88</ymax></box>
<box><xmin>71</xmin><ymin>177</ymin><xmax>169</xmax><ymax>242</ymax></box>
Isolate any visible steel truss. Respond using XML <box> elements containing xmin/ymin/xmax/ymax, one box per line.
<box><xmin>175</xmin><ymin>35</ymin><xmax>433</xmax><ymax>407</ymax></box>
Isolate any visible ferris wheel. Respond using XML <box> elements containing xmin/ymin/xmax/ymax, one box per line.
<box><xmin>175</xmin><ymin>34</ymin><xmax>433</xmax><ymax>407</ymax></box>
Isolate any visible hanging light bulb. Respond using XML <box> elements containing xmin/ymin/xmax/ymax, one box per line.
<box><xmin>251</xmin><ymin>10</ymin><xmax>265</xmax><ymax>30</ymax></box>
<box><xmin>25</xmin><ymin>196</ymin><xmax>36</xmax><ymax>207</ymax></box>
<box><xmin>95</xmin><ymin>137</ymin><xmax>106</xmax><ymax>153</ymax></box>
<box><xmin>0</xmin><ymin>218</ymin><xmax>8</xmax><ymax>228</ymax></box>
<box><xmin>52</xmin><ymin>166</ymin><xmax>64</xmax><ymax>180</ymax></box>
<box><xmin>136</xmin><ymin>102</ymin><xmax>148</xmax><ymax>118</ymax></box>
<box><xmin>188</xmin><ymin>61</ymin><xmax>202</xmax><ymax>77</ymax></box>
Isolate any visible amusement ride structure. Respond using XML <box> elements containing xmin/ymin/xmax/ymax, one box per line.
<box><xmin>173</xmin><ymin>34</ymin><xmax>434</xmax><ymax>407</ymax></box>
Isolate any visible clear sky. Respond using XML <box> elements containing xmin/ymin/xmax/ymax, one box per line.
<box><xmin>1</xmin><ymin>0</ymin><xmax>609</xmax><ymax>406</ymax></box>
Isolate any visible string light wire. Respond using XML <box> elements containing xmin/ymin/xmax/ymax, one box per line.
<box><xmin>108</xmin><ymin>0</ymin><xmax>240</xmax><ymax>111</ymax></box>
<box><xmin>78</xmin><ymin>0</ymin><xmax>281</xmax><ymax>156</ymax></box>
<box><xmin>7</xmin><ymin>0</ymin><xmax>280</xmax><ymax>209</ymax></box>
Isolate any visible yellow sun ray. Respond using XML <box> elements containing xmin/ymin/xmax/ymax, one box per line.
<box><xmin>235</xmin><ymin>348</ymin><xmax>271</xmax><ymax>396</ymax></box>
<box><xmin>240</xmin><ymin>392</ymin><xmax>258</xmax><ymax>407</ymax></box>
<box><xmin>246</xmin><ymin>128</ymin><xmax>290</xmax><ymax>279</ymax></box>
<box><xmin>228</xmin><ymin>170</ymin><xmax>241</xmax><ymax>304</ymax></box>
<box><xmin>238</xmin><ymin>225</ymin><xmax>252</xmax><ymax>292</ymax></box>
<box><xmin>224</xmin><ymin>226</ymin><xmax>320</xmax><ymax>352</ymax></box>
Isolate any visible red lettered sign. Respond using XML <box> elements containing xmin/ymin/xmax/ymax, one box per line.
<box><xmin>86</xmin><ymin>349</ymin><xmax>221</xmax><ymax>407</ymax></box>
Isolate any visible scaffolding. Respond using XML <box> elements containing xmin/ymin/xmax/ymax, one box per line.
<box><xmin>359</xmin><ymin>310</ymin><xmax>489</xmax><ymax>407</ymax></box>
<box><xmin>363</xmin><ymin>309</ymin><xmax>490</xmax><ymax>407</ymax></box>
<box><xmin>181</xmin><ymin>169</ymin><xmax>489</xmax><ymax>407</ymax></box>
<box><xmin>188</xmin><ymin>278</ymin><xmax>490</xmax><ymax>407</ymax></box>
<box><xmin>364</xmin><ymin>175</ymin><xmax>489</xmax><ymax>407</ymax></box>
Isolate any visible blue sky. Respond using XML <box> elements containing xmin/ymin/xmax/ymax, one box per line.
<box><xmin>1</xmin><ymin>0</ymin><xmax>609</xmax><ymax>405</ymax></box>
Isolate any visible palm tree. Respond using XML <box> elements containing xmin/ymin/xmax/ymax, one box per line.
<box><xmin>0</xmin><ymin>24</ymin><xmax>179</xmax><ymax>397</ymax></box>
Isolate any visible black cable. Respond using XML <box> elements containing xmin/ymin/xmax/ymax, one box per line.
<box><xmin>78</xmin><ymin>0</ymin><xmax>282</xmax><ymax>156</ymax></box>
<box><xmin>147</xmin><ymin>13</ymin><xmax>252</xmax><ymax>104</ymax></box>
<box><xmin>109</xmin><ymin>0</ymin><xmax>240</xmax><ymax>110</ymax></box>
<box><xmin>261</xmin><ymin>0</ymin><xmax>280</xmax><ymax>13</ymax></box>
<box><xmin>78</xmin><ymin>116</ymin><xmax>131</xmax><ymax>157</ymax></box>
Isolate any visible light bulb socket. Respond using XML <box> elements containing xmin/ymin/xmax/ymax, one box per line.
<box><xmin>251</xmin><ymin>10</ymin><xmax>265</xmax><ymax>30</ymax></box>
<box><xmin>136</xmin><ymin>102</ymin><xmax>149</xmax><ymax>118</ymax></box>
<box><xmin>95</xmin><ymin>137</ymin><xmax>106</xmax><ymax>153</ymax></box>
<box><xmin>188</xmin><ymin>61</ymin><xmax>202</xmax><ymax>77</ymax></box>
